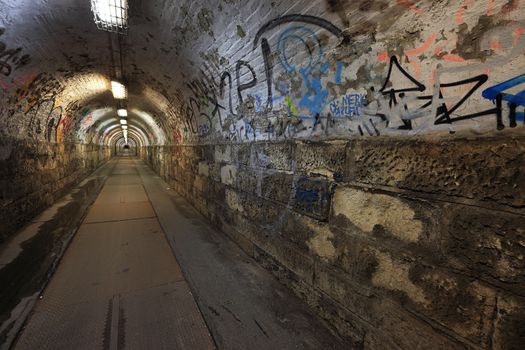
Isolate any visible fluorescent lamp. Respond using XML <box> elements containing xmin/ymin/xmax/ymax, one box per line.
<box><xmin>117</xmin><ymin>109</ymin><xmax>128</xmax><ymax>117</ymax></box>
<box><xmin>120</xmin><ymin>119</ymin><xmax>127</xmax><ymax>125</ymax></box>
<box><xmin>91</xmin><ymin>0</ymin><xmax>128</xmax><ymax>34</ymax></box>
<box><xmin>121</xmin><ymin>125</ymin><xmax>128</xmax><ymax>130</ymax></box>
<box><xmin>111</xmin><ymin>81</ymin><xmax>127</xmax><ymax>99</ymax></box>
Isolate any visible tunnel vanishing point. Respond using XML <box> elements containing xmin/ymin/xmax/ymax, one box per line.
<box><xmin>0</xmin><ymin>0</ymin><xmax>524</xmax><ymax>349</ymax></box>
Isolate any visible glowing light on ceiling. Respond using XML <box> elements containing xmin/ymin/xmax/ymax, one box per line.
<box><xmin>121</xmin><ymin>125</ymin><xmax>128</xmax><ymax>130</ymax></box>
<box><xmin>111</xmin><ymin>81</ymin><xmax>127</xmax><ymax>99</ymax></box>
<box><xmin>120</xmin><ymin>119</ymin><xmax>127</xmax><ymax>125</ymax></box>
<box><xmin>117</xmin><ymin>109</ymin><xmax>128</xmax><ymax>117</ymax></box>
<box><xmin>91</xmin><ymin>0</ymin><xmax>128</xmax><ymax>34</ymax></box>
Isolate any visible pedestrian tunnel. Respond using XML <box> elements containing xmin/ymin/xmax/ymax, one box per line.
<box><xmin>1</xmin><ymin>1</ymin><xmax>525</xmax><ymax>349</ymax></box>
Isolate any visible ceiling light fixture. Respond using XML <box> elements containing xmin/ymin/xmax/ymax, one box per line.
<box><xmin>91</xmin><ymin>0</ymin><xmax>129</xmax><ymax>34</ymax></box>
<box><xmin>117</xmin><ymin>108</ymin><xmax>128</xmax><ymax>117</ymax></box>
<box><xmin>121</xmin><ymin>125</ymin><xmax>128</xmax><ymax>130</ymax></box>
<box><xmin>120</xmin><ymin>119</ymin><xmax>127</xmax><ymax>125</ymax></box>
<box><xmin>111</xmin><ymin>81</ymin><xmax>127</xmax><ymax>99</ymax></box>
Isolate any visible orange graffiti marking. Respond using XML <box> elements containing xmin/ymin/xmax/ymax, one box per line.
<box><xmin>433</xmin><ymin>41</ymin><xmax>465</xmax><ymax>62</ymax></box>
<box><xmin>409</xmin><ymin>60</ymin><xmax>422</xmax><ymax>80</ymax></box>
<box><xmin>490</xmin><ymin>39</ymin><xmax>502</xmax><ymax>50</ymax></box>
<box><xmin>0</xmin><ymin>72</ymin><xmax>37</xmax><ymax>91</ymax></box>
<box><xmin>56</xmin><ymin>115</ymin><xmax>73</xmax><ymax>144</ymax></box>
<box><xmin>455</xmin><ymin>0</ymin><xmax>473</xmax><ymax>24</ymax></box>
<box><xmin>397</xmin><ymin>0</ymin><xmax>424</xmax><ymax>14</ymax></box>
<box><xmin>443</xmin><ymin>54</ymin><xmax>466</xmax><ymax>62</ymax></box>
<box><xmin>513</xmin><ymin>26</ymin><xmax>524</xmax><ymax>45</ymax></box>
<box><xmin>377</xmin><ymin>51</ymin><xmax>389</xmax><ymax>62</ymax></box>
<box><xmin>404</xmin><ymin>33</ymin><xmax>437</xmax><ymax>56</ymax></box>
<box><xmin>428</xmin><ymin>68</ymin><xmax>436</xmax><ymax>86</ymax></box>
<box><xmin>56</xmin><ymin>124</ymin><xmax>64</xmax><ymax>144</ymax></box>
<box><xmin>486</xmin><ymin>0</ymin><xmax>495</xmax><ymax>16</ymax></box>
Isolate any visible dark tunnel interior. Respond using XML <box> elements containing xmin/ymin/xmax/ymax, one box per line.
<box><xmin>0</xmin><ymin>1</ymin><xmax>524</xmax><ymax>349</ymax></box>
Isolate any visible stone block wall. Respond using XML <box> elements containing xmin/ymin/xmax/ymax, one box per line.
<box><xmin>142</xmin><ymin>135</ymin><xmax>525</xmax><ymax>350</ymax></box>
<box><xmin>0</xmin><ymin>137</ymin><xmax>111</xmax><ymax>242</ymax></box>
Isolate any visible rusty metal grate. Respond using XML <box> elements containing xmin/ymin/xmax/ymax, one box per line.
<box><xmin>90</xmin><ymin>0</ymin><xmax>128</xmax><ymax>35</ymax></box>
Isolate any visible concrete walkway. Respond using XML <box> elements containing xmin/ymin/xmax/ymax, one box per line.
<box><xmin>12</xmin><ymin>158</ymin><xmax>347</xmax><ymax>350</ymax></box>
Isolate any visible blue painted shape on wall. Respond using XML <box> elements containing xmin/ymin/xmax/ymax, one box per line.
<box><xmin>294</xmin><ymin>177</ymin><xmax>331</xmax><ymax>220</ymax></box>
<box><xmin>335</xmin><ymin>62</ymin><xmax>343</xmax><ymax>85</ymax></box>
<box><xmin>329</xmin><ymin>93</ymin><xmax>365</xmax><ymax>117</ymax></box>
<box><xmin>277</xmin><ymin>26</ymin><xmax>324</xmax><ymax>75</ymax></box>
<box><xmin>482</xmin><ymin>74</ymin><xmax>525</xmax><ymax>106</ymax></box>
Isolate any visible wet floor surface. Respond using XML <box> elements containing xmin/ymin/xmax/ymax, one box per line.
<box><xmin>11</xmin><ymin>157</ymin><xmax>347</xmax><ymax>350</ymax></box>
<box><xmin>0</xmin><ymin>164</ymin><xmax>112</xmax><ymax>348</ymax></box>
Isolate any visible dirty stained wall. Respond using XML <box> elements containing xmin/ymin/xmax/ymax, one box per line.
<box><xmin>0</xmin><ymin>0</ymin><xmax>524</xmax><ymax>349</ymax></box>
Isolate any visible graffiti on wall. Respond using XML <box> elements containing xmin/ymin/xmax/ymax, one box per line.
<box><xmin>330</xmin><ymin>93</ymin><xmax>366</xmax><ymax>117</ymax></box>
<box><xmin>169</xmin><ymin>15</ymin><xmax>349</xmax><ymax>142</ymax></box>
<box><xmin>26</xmin><ymin>98</ymin><xmax>63</xmax><ymax>143</ymax></box>
<box><xmin>0</xmin><ymin>27</ymin><xmax>30</xmax><ymax>78</ymax></box>
<box><xmin>482</xmin><ymin>74</ymin><xmax>525</xmax><ymax>127</ymax></box>
<box><xmin>364</xmin><ymin>56</ymin><xmax>496</xmax><ymax>131</ymax></box>
<box><xmin>5</xmin><ymin>72</ymin><xmax>69</xmax><ymax>143</ymax></box>
<box><xmin>2</xmin><ymin>1</ymin><xmax>524</xmax><ymax>146</ymax></box>
<box><xmin>169</xmin><ymin>0</ymin><xmax>525</xmax><ymax>144</ymax></box>
<box><xmin>2</xmin><ymin>70</ymin><xmax>98</xmax><ymax>144</ymax></box>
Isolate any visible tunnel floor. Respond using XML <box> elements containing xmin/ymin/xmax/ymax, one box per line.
<box><xmin>10</xmin><ymin>158</ymin><xmax>346</xmax><ymax>350</ymax></box>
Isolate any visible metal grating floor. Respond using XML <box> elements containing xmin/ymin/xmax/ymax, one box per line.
<box><xmin>13</xmin><ymin>158</ymin><xmax>215</xmax><ymax>350</ymax></box>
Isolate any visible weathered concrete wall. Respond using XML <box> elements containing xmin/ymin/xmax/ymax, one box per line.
<box><xmin>142</xmin><ymin>135</ymin><xmax>525</xmax><ymax>349</ymax></box>
<box><xmin>0</xmin><ymin>138</ymin><xmax>110</xmax><ymax>242</ymax></box>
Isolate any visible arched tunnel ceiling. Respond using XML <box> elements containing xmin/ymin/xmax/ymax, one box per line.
<box><xmin>0</xmin><ymin>0</ymin><xmax>181</xmax><ymax>146</ymax></box>
<box><xmin>0</xmin><ymin>0</ymin><xmax>524</xmax><ymax>146</ymax></box>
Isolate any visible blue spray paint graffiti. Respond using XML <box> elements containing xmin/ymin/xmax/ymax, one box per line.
<box><xmin>294</xmin><ymin>177</ymin><xmax>332</xmax><ymax>220</ymax></box>
<box><xmin>482</xmin><ymin>74</ymin><xmax>525</xmax><ymax>124</ymax></box>
<box><xmin>254</xmin><ymin>94</ymin><xmax>285</xmax><ymax>112</ymax></box>
<box><xmin>329</xmin><ymin>93</ymin><xmax>366</xmax><ymax>117</ymax></box>
<box><xmin>335</xmin><ymin>62</ymin><xmax>343</xmax><ymax>85</ymax></box>
<box><xmin>276</xmin><ymin>26</ymin><xmax>332</xmax><ymax>116</ymax></box>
